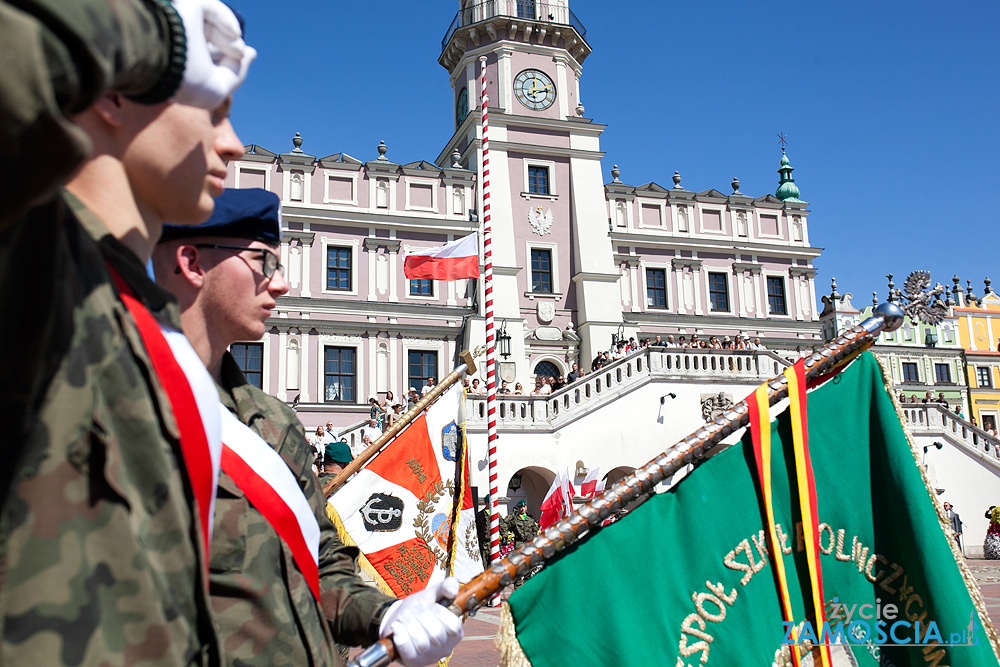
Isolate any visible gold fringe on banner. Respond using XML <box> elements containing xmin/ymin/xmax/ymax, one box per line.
<box><xmin>325</xmin><ymin>502</ymin><xmax>395</xmax><ymax>597</ymax></box>
<box><xmin>878</xmin><ymin>356</ymin><xmax>1000</xmax><ymax>661</ymax></box>
<box><xmin>495</xmin><ymin>602</ymin><xmax>534</xmax><ymax>667</ymax></box>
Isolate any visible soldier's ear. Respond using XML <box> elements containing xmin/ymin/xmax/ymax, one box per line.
<box><xmin>89</xmin><ymin>93</ymin><xmax>127</xmax><ymax>129</ymax></box>
<box><xmin>175</xmin><ymin>244</ymin><xmax>207</xmax><ymax>287</ymax></box>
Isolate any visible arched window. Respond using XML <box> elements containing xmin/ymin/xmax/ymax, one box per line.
<box><xmin>376</xmin><ymin>179</ymin><xmax>389</xmax><ymax>208</ymax></box>
<box><xmin>533</xmin><ymin>360</ymin><xmax>560</xmax><ymax>379</ymax></box>
<box><xmin>286</xmin><ymin>338</ymin><xmax>299</xmax><ymax>390</ymax></box>
<box><xmin>290</xmin><ymin>171</ymin><xmax>303</xmax><ymax>201</ymax></box>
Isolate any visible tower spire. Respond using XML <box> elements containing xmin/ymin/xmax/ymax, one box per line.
<box><xmin>775</xmin><ymin>139</ymin><xmax>803</xmax><ymax>202</ymax></box>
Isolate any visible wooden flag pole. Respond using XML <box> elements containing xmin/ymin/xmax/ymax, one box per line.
<box><xmin>322</xmin><ymin>350</ymin><xmax>476</xmax><ymax>498</ymax></box>
<box><xmin>348</xmin><ymin>283</ymin><xmax>948</xmax><ymax>667</ymax></box>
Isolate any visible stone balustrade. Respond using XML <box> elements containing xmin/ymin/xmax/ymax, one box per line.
<box><xmin>464</xmin><ymin>347</ymin><xmax>791</xmax><ymax>432</ymax></box>
<box><xmin>901</xmin><ymin>404</ymin><xmax>1000</xmax><ymax>470</ymax></box>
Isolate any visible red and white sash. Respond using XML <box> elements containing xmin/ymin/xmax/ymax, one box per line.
<box><xmin>109</xmin><ymin>268</ymin><xmax>222</xmax><ymax>570</ymax></box>
<box><xmin>219</xmin><ymin>408</ymin><xmax>321</xmax><ymax>599</ymax></box>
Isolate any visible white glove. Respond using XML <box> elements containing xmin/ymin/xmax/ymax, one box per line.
<box><xmin>378</xmin><ymin>577</ymin><xmax>463</xmax><ymax>667</ymax></box>
<box><xmin>171</xmin><ymin>0</ymin><xmax>257</xmax><ymax>109</ymax></box>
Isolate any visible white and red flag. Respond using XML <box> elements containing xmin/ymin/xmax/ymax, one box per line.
<box><xmin>403</xmin><ymin>232</ymin><xmax>479</xmax><ymax>281</ymax></box>
<box><xmin>579</xmin><ymin>468</ymin><xmax>605</xmax><ymax>499</ymax></box>
<box><xmin>538</xmin><ymin>469</ymin><xmax>576</xmax><ymax>530</ymax></box>
<box><xmin>327</xmin><ymin>384</ymin><xmax>483</xmax><ymax>597</ymax></box>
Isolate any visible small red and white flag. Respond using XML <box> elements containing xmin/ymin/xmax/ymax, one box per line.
<box><xmin>403</xmin><ymin>233</ymin><xmax>479</xmax><ymax>281</ymax></box>
<box><xmin>539</xmin><ymin>469</ymin><xmax>576</xmax><ymax>530</ymax></box>
<box><xmin>327</xmin><ymin>384</ymin><xmax>483</xmax><ymax>597</ymax></box>
<box><xmin>579</xmin><ymin>468</ymin><xmax>606</xmax><ymax>499</ymax></box>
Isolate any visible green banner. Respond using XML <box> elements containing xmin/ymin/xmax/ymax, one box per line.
<box><xmin>504</xmin><ymin>352</ymin><xmax>999</xmax><ymax>667</ymax></box>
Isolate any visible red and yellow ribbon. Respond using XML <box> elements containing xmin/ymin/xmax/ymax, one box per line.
<box><xmin>748</xmin><ymin>359</ymin><xmax>832</xmax><ymax>667</ymax></box>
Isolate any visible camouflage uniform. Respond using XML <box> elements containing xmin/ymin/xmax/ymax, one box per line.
<box><xmin>1</xmin><ymin>2</ymin><xmax>219</xmax><ymax>665</ymax></box>
<box><xmin>212</xmin><ymin>353</ymin><xmax>395</xmax><ymax>666</ymax></box>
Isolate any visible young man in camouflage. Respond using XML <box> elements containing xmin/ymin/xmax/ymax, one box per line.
<box><xmin>0</xmin><ymin>1</ymin><xmax>254</xmax><ymax>664</ymax></box>
<box><xmin>154</xmin><ymin>188</ymin><xmax>463</xmax><ymax>667</ymax></box>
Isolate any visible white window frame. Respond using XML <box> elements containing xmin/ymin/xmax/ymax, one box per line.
<box><xmin>321</xmin><ymin>238</ymin><xmax>360</xmax><ymax>297</ymax></box>
<box><xmin>764</xmin><ymin>273</ymin><xmax>791</xmax><ymax>318</ymax></box>
<box><xmin>900</xmin><ymin>359</ymin><xmax>922</xmax><ymax>383</ymax></box>
<box><xmin>698</xmin><ymin>207</ymin><xmax>726</xmax><ymax>235</ymax></box>
<box><xmin>404</xmin><ymin>177</ymin><xmax>439</xmax><ymax>212</ymax></box>
<box><xmin>706</xmin><ymin>270</ymin><xmax>732</xmax><ymax>314</ymax></box>
<box><xmin>324</xmin><ymin>172</ymin><xmax>359</xmax><ymax>205</ymax></box>
<box><xmin>235</xmin><ymin>164</ymin><xmax>271</xmax><ymax>190</ymax></box>
<box><xmin>637</xmin><ymin>200</ymin><xmax>666</xmax><ymax>229</ymax></box>
<box><xmin>757</xmin><ymin>212</ymin><xmax>783</xmax><ymax>239</ymax></box>
<box><xmin>403</xmin><ymin>343</ymin><xmax>445</xmax><ymax>395</ymax></box>
<box><xmin>641</xmin><ymin>262</ymin><xmax>671</xmax><ymax>311</ymax></box>
<box><xmin>320</xmin><ymin>343</ymin><xmax>362</xmax><ymax>404</ymax></box>
<box><xmin>525</xmin><ymin>240</ymin><xmax>561</xmax><ymax>296</ymax></box>
<box><xmin>522</xmin><ymin>158</ymin><xmax>558</xmax><ymax>199</ymax></box>
<box><xmin>230</xmin><ymin>337</ymin><xmax>268</xmax><ymax>392</ymax></box>
<box><xmin>405</xmin><ymin>274</ymin><xmax>437</xmax><ymax>301</ymax></box>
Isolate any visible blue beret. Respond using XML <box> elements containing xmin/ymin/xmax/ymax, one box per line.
<box><xmin>160</xmin><ymin>188</ymin><xmax>281</xmax><ymax>245</ymax></box>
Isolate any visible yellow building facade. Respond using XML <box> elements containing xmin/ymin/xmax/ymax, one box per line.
<box><xmin>955</xmin><ymin>289</ymin><xmax>1000</xmax><ymax>432</ymax></box>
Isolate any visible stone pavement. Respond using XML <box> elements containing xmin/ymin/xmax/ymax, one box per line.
<box><xmin>350</xmin><ymin>563</ymin><xmax>1000</xmax><ymax>667</ymax></box>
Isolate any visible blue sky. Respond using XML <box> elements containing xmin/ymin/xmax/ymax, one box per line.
<box><xmin>229</xmin><ymin>1</ymin><xmax>998</xmax><ymax>305</ymax></box>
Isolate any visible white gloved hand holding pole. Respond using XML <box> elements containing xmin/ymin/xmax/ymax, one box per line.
<box><xmin>378</xmin><ymin>577</ymin><xmax>464</xmax><ymax>667</ymax></box>
<box><xmin>171</xmin><ymin>0</ymin><xmax>256</xmax><ymax>109</ymax></box>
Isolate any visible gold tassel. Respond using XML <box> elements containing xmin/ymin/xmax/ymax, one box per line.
<box><xmin>326</xmin><ymin>502</ymin><xmax>395</xmax><ymax>597</ymax></box>
<box><xmin>495</xmin><ymin>602</ymin><xmax>534</xmax><ymax>667</ymax></box>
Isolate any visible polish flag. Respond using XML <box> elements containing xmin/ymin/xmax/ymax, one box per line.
<box><xmin>539</xmin><ymin>470</ymin><xmax>576</xmax><ymax>530</ymax></box>
<box><xmin>403</xmin><ymin>232</ymin><xmax>480</xmax><ymax>281</ymax></box>
<box><xmin>579</xmin><ymin>468</ymin><xmax>606</xmax><ymax>499</ymax></box>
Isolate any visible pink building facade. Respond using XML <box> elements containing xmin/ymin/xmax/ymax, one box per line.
<box><xmin>223</xmin><ymin>0</ymin><xmax>823</xmax><ymax>440</ymax></box>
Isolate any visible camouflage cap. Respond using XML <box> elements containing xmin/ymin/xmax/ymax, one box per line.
<box><xmin>160</xmin><ymin>188</ymin><xmax>281</xmax><ymax>244</ymax></box>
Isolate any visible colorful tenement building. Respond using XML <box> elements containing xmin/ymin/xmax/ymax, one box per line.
<box><xmin>952</xmin><ymin>278</ymin><xmax>1000</xmax><ymax>432</ymax></box>
<box><xmin>819</xmin><ymin>278</ymin><xmax>967</xmax><ymax>414</ymax></box>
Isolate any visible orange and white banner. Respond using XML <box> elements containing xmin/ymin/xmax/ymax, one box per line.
<box><xmin>328</xmin><ymin>384</ymin><xmax>483</xmax><ymax>597</ymax></box>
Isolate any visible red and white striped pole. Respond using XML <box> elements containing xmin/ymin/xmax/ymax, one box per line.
<box><xmin>480</xmin><ymin>55</ymin><xmax>501</xmax><ymax>567</ymax></box>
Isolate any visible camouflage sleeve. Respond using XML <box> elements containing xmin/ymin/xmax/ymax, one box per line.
<box><xmin>0</xmin><ymin>0</ymin><xmax>171</xmax><ymax>221</ymax></box>
<box><xmin>299</xmin><ymin>426</ymin><xmax>397</xmax><ymax>646</ymax></box>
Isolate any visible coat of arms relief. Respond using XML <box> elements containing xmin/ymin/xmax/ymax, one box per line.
<box><xmin>529</xmin><ymin>206</ymin><xmax>553</xmax><ymax>235</ymax></box>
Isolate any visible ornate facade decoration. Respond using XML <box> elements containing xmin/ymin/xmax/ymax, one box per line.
<box><xmin>701</xmin><ymin>392</ymin><xmax>734</xmax><ymax>422</ymax></box>
<box><xmin>528</xmin><ymin>206</ymin><xmax>553</xmax><ymax>235</ymax></box>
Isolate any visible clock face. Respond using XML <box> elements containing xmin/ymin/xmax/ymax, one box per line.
<box><xmin>513</xmin><ymin>69</ymin><xmax>556</xmax><ymax>111</ymax></box>
<box><xmin>456</xmin><ymin>87</ymin><xmax>469</xmax><ymax>126</ymax></box>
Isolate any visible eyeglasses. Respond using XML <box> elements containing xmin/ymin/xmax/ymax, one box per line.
<box><xmin>195</xmin><ymin>244</ymin><xmax>283</xmax><ymax>280</ymax></box>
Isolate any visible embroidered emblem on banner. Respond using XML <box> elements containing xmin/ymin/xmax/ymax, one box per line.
<box><xmin>414</xmin><ymin>480</ymin><xmax>455</xmax><ymax>569</ymax></box>
<box><xmin>441</xmin><ymin>421</ymin><xmax>459</xmax><ymax>461</ymax></box>
<box><xmin>361</xmin><ymin>493</ymin><xmax>404</xmax><ymax>532</ymax></box>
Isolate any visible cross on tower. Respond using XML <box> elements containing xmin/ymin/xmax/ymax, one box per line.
<box><xmin>777</xmin><ymin>131</ymin><xmax>788</xmax><ymax>150</ymax></box>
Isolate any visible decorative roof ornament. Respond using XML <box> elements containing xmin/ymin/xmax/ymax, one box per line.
<box><xmin>985</xmin><ymin>276</ymin><xmax>993</xmax><ymax>295</ymax></box>
<box><xmin>872</xmin><ymin>291</ymin><xmax>879</xmax><ymax>308</ymax></box>
<box><xmin>377</xmin><ymin>140</ymin><xmax>388</xmax><ymax>161</ymax></box>
<box><xmin>451</xmin><ymin>149</ymin><xmax>462</xmax><ymax>168</ymax></box>
<box><xmin>829</xmin><ymin>277</ymin><xmax>839</xmax><ymax>302</ymax></box>
<box><xmin>776</xmin><ymin>149</ymin><xmax>803</xmax><ymax>202</ymax></box>
<box><xmin>886</xmin><ymin>274</ymin><xmax>895</xmax><ymax>303</ymax></box>
<box><xmin>966</xmin><ymin>280</ymin><xmax>979</xmax><ymax>307</ymax></box>
<box><xmin>672</xmin><ymin>170</ymin><xmax>682</xmax><ymax>188</ymax></box>
<box><xmin>292</xmin><ymin>132</ymin><xmax>304</xmax><ymax>153</ymax></box>
<box><xmin>611</xmin><ymin>165</ymin><xmax>621</xmax><ymax>183</ymax></box>
<box><xmin>899</xmin><ymin>271</ymin><xmax>948</xmax><ymax>324</ymax></box>
<box><xmin>731</xmin><ymin>177</ymin><xmax>741</xmax><ymax>195</ymax></box>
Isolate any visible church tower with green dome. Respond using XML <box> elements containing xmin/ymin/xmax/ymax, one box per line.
<box><xmin>776</xmin><ymin>149</ymin><xmax>804</xmax><ymax>203</ymax></box>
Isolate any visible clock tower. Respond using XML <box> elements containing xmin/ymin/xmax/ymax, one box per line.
<box><xmin>437</xmin><ymin>0</ymin><xmax>623</xmax><ymax>383</ymax></box>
